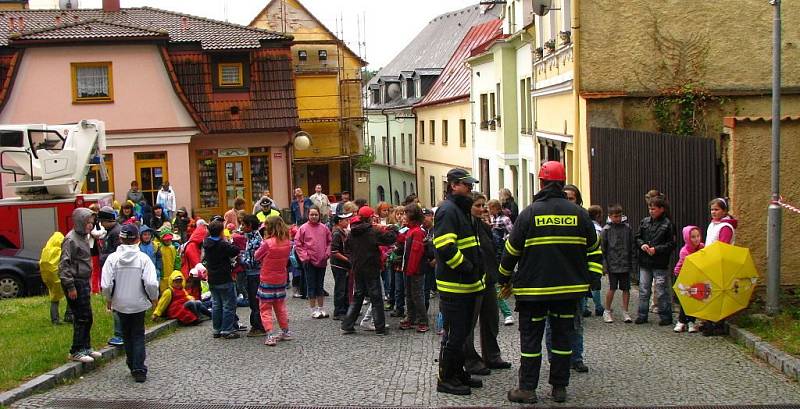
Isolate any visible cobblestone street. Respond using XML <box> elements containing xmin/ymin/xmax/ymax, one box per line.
<box><xmin>12</xmin><ymin>280</ymin><xmax>800</xmax><ymax>408</ymax></box>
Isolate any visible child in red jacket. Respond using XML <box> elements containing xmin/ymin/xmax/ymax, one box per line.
<box><xmin>255</xmin><ymin>216</ymin><xmax>293</xmax><ymax>346</ymax></box>
<box><xmin>399</xmin><ymin>204</ymin><xmax>429</xmax><ymax>332</ymax></box>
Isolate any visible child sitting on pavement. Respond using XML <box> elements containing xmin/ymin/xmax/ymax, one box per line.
<box><xmin>152</xmin><ymin>271</ymin><xmax>211</xmax><ymax>325</ymax></box>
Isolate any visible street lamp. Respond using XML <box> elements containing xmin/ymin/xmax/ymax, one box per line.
<box><xmin>293</xmin><ymin>131</ymin><xmax>312</xmax><ymax>151</ymax></box>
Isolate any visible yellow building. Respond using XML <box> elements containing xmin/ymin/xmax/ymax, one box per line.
<box><xmin>0</xmin><ymin>0</ymin><xmax>27</xmax><ymax>10</ymax></box>
<box><xmin>250</xmin><ymin>0</ymin><xmax>366</xmax><ymax>196</ymax></box>
<box><xmin>414</xmin><ymin>19</ymin><xmax>502</xmax><ymax>208</ymax></box>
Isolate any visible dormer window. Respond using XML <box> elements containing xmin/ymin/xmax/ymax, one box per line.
<box><xmin>406</xmin><ymin>79</ymin><xmax>415</xmax><ymax>98</ymax></box>
<box><xmin>371</xmin><ymin>88</ymin><xmax>381</xmax><ymax>105</ymax></box>
<box><xmin>218</xmin><ymin>63</ymin><xmax>243</xmax><ymax>88</ymax></box>
<box><xmin>318</xmin><ymin>50</ymin><xmax>328</xmax><ymax>63</ymax></box>
<box><xmin>298</xmin><ymin>50</ymin><xmax>308</xmax><ymax>64</ymax></box>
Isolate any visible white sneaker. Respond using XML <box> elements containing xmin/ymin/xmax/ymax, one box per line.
<box><xmin>311</xmin><ymin>310</ymin><xmax>321</xmax><ymax>319</ymax></box>
<box><xmin>622</xmin><ymin>311</ymin><xmax>633</xmax><ymax>323</ymax></box>
<box><xmin>687</xmin><ymin>322</ymin><xmax>698</xmax><ymax>333</ymax></box>
<box><xmin>673</xmin><ymin>322</ymin><xmax>687</xmax><ymax>333</ymax></box>
<box><xmin>503</xmin><ymin>316</ymin><xmax>515</xmax><ymax>326</ymax></box>
<box><xmin>70</xmin><ymin>351</ymin><xmax>94</xmax><ymax>363</ymax></box>
<box><xmin>84</xmin><ymin>349</ymin><xmax>102</xmax><ymax>359</ymax></box>
<box><xmin>319</xmin><ymin>309</ymin><xmax>329</xmax><ymax>318</ymax></box>
<box><xmin>603</xmin><ymin>310</ymin><xmax>614</xmax><ymax>323</ymax></box>
<box><xmin>360</xmin><ymin>321</ymin><xmax>376</xmax><ymax>331</ymax></box>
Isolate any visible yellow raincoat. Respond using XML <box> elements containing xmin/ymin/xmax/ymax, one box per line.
<box><xmin>39</xmin><ymin>232</ymin><xmax>64</xmax><ymax>302</ymax></box>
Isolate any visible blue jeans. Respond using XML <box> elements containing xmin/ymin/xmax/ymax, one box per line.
<box><xmin>393</xmin><ymin>270</ymin><xmax>405</xmax><ymax>313</ymax></box>
<box><xmin>381</xmin><ymin>267</ymin><xmax>391</xmax><ymax>299</ymax></box>
<box><xmin>118</xmin><ymin>310</ymin><xmax>147</xmax><ymax>375</ymax></box>
<box><xmin>546</xmin><ymin>298</ymin><xmax>583</xmax><ymax>364</ymax></box>
<box><xmin>210</xmin><ymin>282</ymin><xmax>237</xmax><ymax>334</ymax></box>
<box><xmin>113</xmin><ymin>311</ymin><xmax>123</xmax><ymax>338</ymax></box>
<box><xmin>638</xmin><ymin>267</ymin><xmax>672</xmax><ymax>322</ymax></box>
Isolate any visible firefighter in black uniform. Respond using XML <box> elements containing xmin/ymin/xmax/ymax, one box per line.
<box><xmin>433</xmin><ymin>168</ymin><xmax>486</xmax><ymax>395</ymax></box>
<box><xmin>498</xmin><ymin>161</ymin><xmax>603</xmax><ymax>404</ymax></box>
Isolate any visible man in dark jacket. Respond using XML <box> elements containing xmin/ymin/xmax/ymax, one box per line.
<box><xmin>341</xmin><ymin>206</ymin><xmax>397</xmax><ymax>335</ymax></box>
<box><xmin>433</xmin><ymin>168</ymin><xmax>485</xmax><ymax>396</ymax></box>
<box><xmin>634</xmin><ymin>196</ymin><xmax>676</xmax><ymax>325</ymax></box>
<box><xmin>499</xmin><ymin>161</ymin><xmax>602</xmax><ymax>404</ymax></box>
<box><xmin>98</xmin><ymin>206</ymin><xmax>126</xmax><ymax>346</ymax></box>
<box><xmin>203</xmin><ymin>220</ymin><xmax>242</xmax><ymax>339</ymax></box>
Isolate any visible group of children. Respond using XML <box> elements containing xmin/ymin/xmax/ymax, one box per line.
<box><xmin>596</xmin><ymin>193</ymin><xmax>737</xmax><ymax>336</ymax></box>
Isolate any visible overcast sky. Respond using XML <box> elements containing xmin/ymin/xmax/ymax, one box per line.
<box><xmin>29</xmin><ymin>0</ymin><xmax>482</xmax><ymax>69</ymax></box>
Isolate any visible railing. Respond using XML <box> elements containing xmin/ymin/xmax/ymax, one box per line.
<box><xmin>295</xmin><ymin>64</ymin><xmax>339</xmax><ymax>74</ymax></box>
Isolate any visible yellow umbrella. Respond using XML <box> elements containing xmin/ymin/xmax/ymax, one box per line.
<box><xmin>673</xmin><ymin>241</ymin><xmax>759</xmax><ymax>322</ymax></box>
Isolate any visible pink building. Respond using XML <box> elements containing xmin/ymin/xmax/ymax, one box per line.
<box><xmin>0</xmin><ymin>2</ymin><xmax>298</xmax><ymax>219</ymax></box>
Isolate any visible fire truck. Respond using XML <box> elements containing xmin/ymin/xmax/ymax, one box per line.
<box><xmin>0</xmin><ymin>120</ymin><xmax>111</xmax><ymax>296</ymax></box>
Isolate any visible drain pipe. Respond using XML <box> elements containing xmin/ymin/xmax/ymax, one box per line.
<box><xmin>381</xmin><ymin>109</ymin><xmax>394</xmax><ymax>204</ymax></box>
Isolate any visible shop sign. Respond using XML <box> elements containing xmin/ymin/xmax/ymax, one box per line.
<box><xmin>273</xmin><ymin>152</ymin><xmax>283</xmax><ymax>159</ymax></box>
<box><xmin>218</xmin><ymin>148</ymin><xmax>248</xmax><ymax>158</ymax></box>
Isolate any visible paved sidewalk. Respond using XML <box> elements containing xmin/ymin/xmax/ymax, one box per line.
<box><xmin>12</xmin><ymin>281</ymin><xmax>800</xmax><ymax>408</ymax></box>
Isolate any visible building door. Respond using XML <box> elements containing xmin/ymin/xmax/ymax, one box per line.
<box><xmin>220</xmin><ymin>157</ymin><xmax>251</xmax><ymax>211</ymax></box>
<box><xmin>307</xmin><ymin>164</ymin><xmax>328</xmax><ymax>195</ymax></box>
<box><xmin>479</xmin><ymin>158</ymin><xmax>490</xmax><ymax>197</ymax></box>
<box><xmin>135</xmin><ymin>152</ymin><xmax>167</xmax><ymax>206</ymax></box>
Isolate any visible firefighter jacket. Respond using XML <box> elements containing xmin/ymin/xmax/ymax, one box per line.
<box><xmin>498</xmin><ymin>187</ymin><xmax>602</xmax><ymax>301</ymax></box>
<box><xmin>433</xmin><ymin>194</ymin><xmax>485</xmax><ymax>296</ymax></box>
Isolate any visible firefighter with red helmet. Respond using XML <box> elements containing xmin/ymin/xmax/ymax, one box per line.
<box><xmin>498</xmin><ymin>161</ymin><xmax>602</xmax><ymax>404</ymax></box>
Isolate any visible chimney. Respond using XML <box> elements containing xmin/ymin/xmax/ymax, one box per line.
<box><xmin>102</xmin><ymin>0</ymin><xmax>120</xmax><ymax>12</ymax></box>
<box><xmin>180</xmin><ymin>16</ymin><xmax>188</xmax><ymax>30</ymax></box>
<box><xmin>17</xmin><ymin>16</ymin><xmax>24</xmax><ymax>31</ymax></box>
<box><xmin>8</xmin><ymin>17</ymin><xmax>15</xmax><ymax>32</ymax></box>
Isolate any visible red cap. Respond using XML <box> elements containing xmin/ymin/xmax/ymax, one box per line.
<box><xmin>538</xmin><ymin>161</ymin><xmax>566</xmax><ymax>182</ymax></box>
<box><xmin>357</xmin><ymin>206</ymin><xmax>375</xmax><ymax>220</ymax></box>
<box><xmin>162</xmin><ymin>233</ymin><xmax>174</xmax><ymax>241</ymax></box>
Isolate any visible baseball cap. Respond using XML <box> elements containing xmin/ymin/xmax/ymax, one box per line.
<box><xmin>162</xmin><ymin>233</ymin><xmax>174</xmax><ymax>241</ymax></box>
<box><xmin>119</xmin><ymin>224</ymin><xmax>139</xmax><ymax>239</ymax></box>
<box><xmin>446</xmin><ymin>168</ymin><xmax>479</xmax><ymax>184</ymax></box>
<box><xmin>422</xmin><ymin>208</ymin><xmax>434</xmax><ymax>216</ymax></box>
<box><xmin>98</xmin><ymin>206</ymin><xmax>116</xmax><ymax>221</ymax></box>
<box><xmin>357</xmin><ymin>206</ymin><xmax>375</xmax><ymax>221</ymax></box>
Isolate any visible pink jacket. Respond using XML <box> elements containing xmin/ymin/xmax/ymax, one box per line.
<box><xmin>255</xmin><ymin>237</ymin><xmax>292</xmax><ymax>285</ymax></box>
<box><xmin>674</xmin><ymin>225</ymin><xmax>704</xmax><ymax>276</ymax></box>
<box><xmin>295</xmin><ymin>221</ymin><xmax>332</xmax><ymax>268</ymax></box>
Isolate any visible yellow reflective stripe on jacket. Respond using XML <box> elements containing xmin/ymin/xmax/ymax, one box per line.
<box><xmin>433</xmin><ymin>233</ymin><xmax>457</xmax><ymax>248</ymax></box>
<box><xmin>524</xmin><ymin>236</ymin><xmax>587</xmax><ymax>247</ymax></box>
<box><xmin>552</xmin><ymin>349</ymin><xmax>572</xmax><ymax>355</ymax></box>
<box><xmin>588</xmin><ymin>262</ymin><xmax>603</xmax><ymax>275</ymax></box>
<box><xmin>512</xmin><ymin>283</ymin><xmax>590</xmax><ymax>296</ymax></box>
<box><xmin>445</xmin><ymin>251</ymin><xmax>464</xmax><ymax>268</ymax></box>
<box><xmin>549</xmin><ymin>313</ymin><xmax>575</xmax><ymax>319</ymax></box>
<box><xmin>436</xmin><ymin>276</ymin><xmax>486</xmax><ymax>294</ymax></box>
<box><xmin>531</xmin><ymin>316</ymin><xmax>546</xmax><ymax>322</ymax></box>
<box><xmin>587</xmin><ymin>236</ymin><xmax>601</xmax><ymax>252</ymax></box>
<box><xmin>456</xmin><ymin>236</ymin><xmax>478</xmax><ymax>250</ymax></box>
<box><xmin>521</xmin><ymin>352</ymin><xmax>542</xmax><ymax>358</ymax></box>
<box><xmin>587</xmin><ymin>249</ymin><xmax>602</xmax><ymax>257</ymax></box>
<box><xmin>505</xmin><ymin>240</ymin><xmax>520</xmax><ymax>256</ymax></box>
<box><xmin>498</xmin><ymin>265</ymin><xmax>512</xmax><ymax>276</ymax></box>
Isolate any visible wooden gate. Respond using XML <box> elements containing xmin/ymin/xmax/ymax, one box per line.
<box><xmin>589</xmin><ymin>127</ymin><xmax>719</xmax><ymax>249</ymax></box>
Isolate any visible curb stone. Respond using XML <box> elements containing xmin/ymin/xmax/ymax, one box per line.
<box><xmin>727</xmin><ymin>321</ymin><xmax>800</xmax><ymax>382</ymax></box>
<box><xmin>0</xmin><ymin>319</ymin><xmax>178</xmax><ymax>407</ymax></box>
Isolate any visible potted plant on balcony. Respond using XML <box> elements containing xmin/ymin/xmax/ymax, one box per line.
<box><xmin>544</xmin><ymin>39</ymin><xmax>556</xmax><ymax>54</ymax></box>
<box><xmin>559</xmin><ymin>30</ymin><xmax>571</xmax><ymax>45</ymax></box>
<box><xmin>534</xmin><ymin>47</ymin><xmax>544</xmax><ymax>61</ymax></box>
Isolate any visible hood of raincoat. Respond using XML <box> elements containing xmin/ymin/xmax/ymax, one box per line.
<box><xmin>72</xmin><ymin>207</ymin><xmax>94</xmax><ymax>235</ymax></box>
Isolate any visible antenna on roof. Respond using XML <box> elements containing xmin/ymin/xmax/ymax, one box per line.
<box><xmin>59</xmin><ymin>0</ymin><xmax>79</xmax><ymax>10</ymax></box>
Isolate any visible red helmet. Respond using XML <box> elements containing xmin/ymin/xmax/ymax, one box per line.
<box><xmin>538</xmin><ymin>161</ymin><xmax>566</xmax><ymax>182</ymax></box>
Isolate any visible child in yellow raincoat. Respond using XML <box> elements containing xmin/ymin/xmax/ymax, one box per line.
<box><xmin>40</xmin><ymin>232</ymin><xmax>72</xmax><ymax>324</ymax></box>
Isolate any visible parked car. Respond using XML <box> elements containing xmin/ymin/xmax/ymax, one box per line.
<box><xmin>0</xmin><ymin>248</ymin><xmax>44</xmax><ymax>298</ymax></box>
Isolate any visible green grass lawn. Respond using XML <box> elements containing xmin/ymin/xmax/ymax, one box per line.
<box><xmin>0</xmin><ymin>294</ymin><xmax>155</xmax><ymax>392</ymax></box>
<box><xmin>732</xmin><ymin>289</ymin><xmax>800</xmax><ymax>357</ymax></box>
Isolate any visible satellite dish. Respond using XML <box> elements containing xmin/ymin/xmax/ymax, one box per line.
<box><xmin>532</xmin><ymin>0</ymin><xmax>551</xmax><ymax>16</ymax></box>
<box><xmin>59</xmin><ymin>0</ymin><xmax>80</xmax><ymax>10</ymax></box>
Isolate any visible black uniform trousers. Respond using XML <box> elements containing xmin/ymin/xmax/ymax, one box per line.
<box><xmin>464</xmin><ymin>284</ymin><xmax>502</xmax><ymax>372</ymax></box>
<box><xmin>439</xmin><ymin>293</ymin><xmax>480</xmax><ymax>376</ymax></box>
<box><xmin>517</xmin><ymin>299</ymin><xmax>578</xmax><ymax>390</ymax></box>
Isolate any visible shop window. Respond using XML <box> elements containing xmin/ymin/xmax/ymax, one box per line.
<box><xmin>71</xmin><ymin>62</ymin><xmax>113</xmax><ymax>103</ymax></box>
<box><xmin>83</xmin><ymin>154</ymin><xmax>113</xmax><ymax>194</ymax></box>
<box><xmin>218</xmin><ymin>63</ymin><xmax>244</xmax><ymax>88</ymax></box>
<box><xmin>249</xmin><ymin>147</ymin><xmax>271</xmax><ymax>205</ymax></box>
